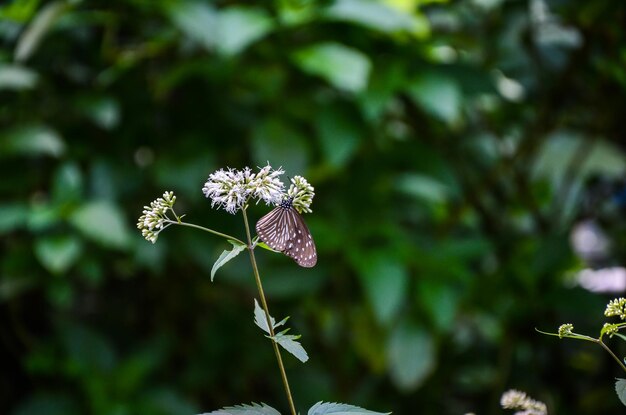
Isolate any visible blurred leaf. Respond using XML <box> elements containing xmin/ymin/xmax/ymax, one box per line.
<box><xmin>356</xmin><ymin>254</ymin><xmax>408</xmax><ymax>326</ymax></box>
<box><xmin>533</xmin><ymin>132</ymin><xmax>626</xmax><ymax>183</ymax></box>
<box><xmin>211</xmin><ymin>240</ymin><xmax>246</xmax><ymax>281</ymax></box>
<box><xmin>14</xmin><ymin>0</ymin><xmax>68</xmax><ymax>62</ymax></box>
<box><xmin>308</xmin><ymin>401</ymin><xmax>390</xmax><ymax>415</ymax></box>
<box><xmin>316</xmin><ymin>106</ymin><xmax>362</xmax><ymax>168</ymax></box>
<box><xmin>0</xmin><ymin>124</ymin><xmax>65</xmax><ymax>158</ymax></box>
<box><xmin>616</xmin><ymin>379</ymin><xmax>626</xmax><ymax>407</ymax></box>
<box><xmin>0</xmin><ymin>64</ymin><xmax>38</xmax><ymax>90</ymax></box>
<box><xmin>251</xmin><ymin>119</ymin><xmax>310</xmax><ymax>174</ymax></box>
<box><xmin>409</xmin><ymin>73</ymin><xmax>462</xmax><ymax>123</ymax></box>
<box><xmin>324</xmin><ymin>0</ymin><xmax>428</xmax><ymax>37</ymax></box>
<box><xmin>216</xmin><ymin>7</ymin><xmax>273</xmax><ymax>56</ymax></box>
<box><xmin>34</xmin><ymin>235</ymin><xmax>82</xmax><ymax>275</ymax></box>
<box><xmin>272</xmin><ymin>331</ymin><xmax>309</xmax><ymax>363</ymax></box>
<box><xmin>395</xmin><ymin>173</ymin><xmax>450</xmax><ymax>204</ymax></box>
<box><xmin>142</xmin><ymin>388</ymin><xmax>199</xmax><ymax>415</ymax></box>
<box><xmin>76</xmin><ymin>95</ymin><xmax>120</xmax><ymax>130</ymax></box>
<box><xmin>293</xmin><ymin>42</ymin><xmax>372</xmax><ymax>93</ymax></box>
<box><xmin>0</xmin><ymin>0</ymin><xmax>40</xmax><ymax>22</ymax></box>
<box><xmin>0</xmin><ymin>276</ymin><xmax>35</xmax><ymax>302</ymax></box>
<box><xmin>0</xmin><ymin>203</ymin><xmax>28</xmax><ymax>234</ymax></box>
<box><xmin>416</xmin><ymin>280</ymin><xmax>459</xmax><ymax>332</ymax></box>
<box><xmin>12</xmin><ymin>393</ymin><xmax>79</xmax><ymax>415</ymax></box>
<box><xmin>200</xmin><ymin>403</ymin><xmax>281</xmax><ymax>415</ymax></box>
<box><xmin>70</xmin><ymin>201</ymin><xmax>132</xmax><ymax>249</ymax></box>
<box><xmin>62</xmin><ymin>324</ymin><xmax>116</xmax><ymax>374</ymax></box>
<box><xmin>167</xmin><ymin>1</ymin><xmax>217</xmax><ymax>51</ymax></box>
<box><xmin>27</xmin><ymin>201</ymin><xmax>62</xmax><ymax>231</ymax></box>
<box><xmin>52</xmin><ymin>162</ymin><xmax>83</xmax><ymax>203</ymax></box>
<box><xmin>387</xmin><ymin>322</ymin><xmax>435</xmax><ymax>391</ymax></box>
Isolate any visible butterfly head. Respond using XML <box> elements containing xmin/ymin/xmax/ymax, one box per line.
<box><xmin>279</xmin><ymin>197</ymin><xmax>294</xmax><ymax>209</ymax></box>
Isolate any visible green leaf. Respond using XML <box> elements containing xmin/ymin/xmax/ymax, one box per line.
<box><xmin>34</xmin><ymin>235</ymin><xmax>82</xmax><ymax>275</ymax></box>
<box><xmin>324</xmin><ymin>0</ymin><xmax>428</xmax><ymax>37</ymax></box>
<box><xmin>316</xmin><ymin>106</ymin><xmax>362</xmax><ymax>168</ymax></box>
<box><xmin>293</xmin><ymin>42</ymin><xmax>372</xmax><ymax>93</ymax></box>
<box><xmin>167</xmin><ymin>1</ymin><xmax>217</xmax><ymax>51</ymax></box>
<box><xmin>76</xmin><ymin>95</ymin><xmax>120</xmax><ymax>130</ymax></box>
<box><xmin>0</xmin><ymin>64</ymin><xmax>38</xmax><ymax>90</ymax></box>
<box><xmin>356</xmin><ymin>254</ymin><xmax>408</xmax><ymax>326</ymax></box>
<box><xmin>616</xmin><ymin>379</ymin><xmax>626</xmax><ymax>407</ymax></box>
<box><xmin>199</xmin><ymin>402</ymin><xmax>281</xmax><ymax>415</ymax></box>
<box><xmin>271</xmin><ymin>332</ymin><xmax>309</xmax><ymax>363</ymax></box>
<box><xmin>211</xmin><ymin>240</ymin><xmax>246</xmax><ymax>281</ymax></box>
<box><xmin>408</xmin><ymin>73</ymin><xmax>462</xmax><ymax>123</ymax></box>
<box><xmin>387</xmin><ymin>322</ymin><xmax>436</xmax><ymax>391</ymax></box>
<box><xmin>70</xmin><ymin>201</ymin><xmax>132</xmax><ymax>249</ymax></box>
<box><xmin>253</xmin><ymin>299</ymin><xmax>287</xmax><ymax>334</ymax></box>
<box><xmin>14</xmin><ymin>1</ymin><xmax>69</xmax><ymax>62</ymax></box>
<box><xmin>395</xmin><ymin>173</ymin><xmax>450</xmax><ymax>204</ymax></box>
<box><xmin>0</xmin><ymin>124</ymin><xmax>65</xmax><ymax>158</ymax></box>
<box><xmin>250</xmin><ymin>119</ymin><xmax>310</xmax><ymax>174</ymax></box>
<box><xmin>215</xmin><ymin>7</ymin><xmax>273</xmax><ymax>56</ymax></box>
<box><xmin>308</xmin><ymin>401</ymin><xmax>391</xmax><ymax>415</ymax></box>
<box><xmin>0</xmin><ymin>203</ymin><xmax>29</xmax><ymax>234</ymax></box>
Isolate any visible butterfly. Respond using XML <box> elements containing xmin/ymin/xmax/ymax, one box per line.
<box><xmin>255</xmin><ymin>197</ymin><xmax>317</xmax><ymax>267</ymax></box>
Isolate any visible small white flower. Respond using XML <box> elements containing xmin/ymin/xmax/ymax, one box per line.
<box><xmin>251</xmin><ymin>164</ymin><xmax>285</xmax><ymax>206</ymax></box>
<box><xmin>202</xmin><ymin>164</ymin><xmax>286</xmax><ymax>214</ymax></box>
<box><xmin>287</xmin><ymin>175</ymin><xmax>315</xmax><ymax>214</ymax></box>
<box><xmin>501</xmin><ymin>389</ymin><xmax>547</xmax><ymax>415</ymax></box>
<box><xmin>137</xmin><ymin>191</ymin><xmax>176</xmax><ymax>243</ymax></box>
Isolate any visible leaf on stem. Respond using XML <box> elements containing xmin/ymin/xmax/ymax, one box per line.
<box><xmin>253</xmin><ymin>299</ymin><xmax>307</xmax><ymax>362</ymax></box>
<box><xmin>199</xmin><ymin>402</ymin><xmax>281</xmax><ymax>415</ymax></box>
<box><xmin>253</xmin><ymin>299</ymin><xmax>287</xmax><ymax>334</ymax></box>
<box><xmin>271</xmin><ymin>331</ymin><xmax>308</xmax><ymax>363</ymax></box>
<box><xmin>616</xmin><ymin>379</ymin><xmax>626</xmax><ymax>407</ymax></box>
<box><xmin>308</xmin><ymin>401</ymin><xmax>391</xmax><ymax>415</ymax></box>
<box><xmin>211</xmin><ymin>240</ymin><xmax>246</xmax><ymax>281</ymax></box>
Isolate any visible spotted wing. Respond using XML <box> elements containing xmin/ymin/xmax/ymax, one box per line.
<box><xmin>282</xmin><ymin>208</ymin><xmax>317</xmax><ymax>268</ymax></box>
<box><xmin>256</xmin><ymin>206</ymin><xmax>291</xmax><ymax>252</ymax></box>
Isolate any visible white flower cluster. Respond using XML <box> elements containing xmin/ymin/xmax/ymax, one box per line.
<box><xmin>202</xmin><ymin>164</ymin><xmax>314</xmax><ymax>215</ymax></box>
<box><xmin>287</xmin><ymin>175</ymin><xmax>315</xmax><ymax>214</ymax></box>
<box><xmin>137</xmin><ymin>191</ymin><xmax>176</xmax><ymax>243</ymax></box>
<box><xmin>500</xmin><ymin>389</ymin><xmax>547</xmax><ymax>415</ymax></box>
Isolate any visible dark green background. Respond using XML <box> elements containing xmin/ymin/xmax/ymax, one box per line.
<box><xmin>2</xmin><ymin>0</ymin><xmax>626</xmax><ymax>414</ymax></box>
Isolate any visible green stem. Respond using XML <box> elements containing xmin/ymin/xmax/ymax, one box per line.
<box><xmin>241</xmin><ymin>208</ymin><xmax>297</xmax><ymax>415</ymax></box>
<box><xmin>595</xmin><ymin>338</ymin><xmax>626</xmax><ymax>374</ymax></box>
<box><xmin>167</xmin><ymin>220</ymin><xmax>246</xmax><ymax>246</ymax></box>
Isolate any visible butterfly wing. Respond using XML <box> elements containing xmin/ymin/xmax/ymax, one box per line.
<box><xmin>256</xmin><ymin>206</ymin><xmax>317</xmax><ymax>267</ymax></box>
<box><xmin>256</xmin><ymin>206</ymin><xmax>290</xmax><ymax>252</ymax></box>
<box><xmin>282</xmin><ymin>208</ymin><xmax>317</xmax><ymax>268</ymax></box>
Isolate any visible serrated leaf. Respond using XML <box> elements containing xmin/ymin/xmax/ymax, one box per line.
<box><xmin>69</xmin><ymin>201</ymin><xmax>132</xmax><ymax>249</ymax></box>
<box><xmin>253</xmin><ymin>299</ymin><xmax>287</xmax><ymax>334</ymax></box>
<box><xmin>293</xmin><ymin>42</ymin><xmax>371</xmax><ymax>93</ymax></box>
<box><xmin>211</xmin><ymin>241</ymin><xmax>246</xmax><ymax>281</ymax></box>
<box><xmin>271</xmin><ymin>332</ymin><xmax>309</xmax><ymax>363</ymax></box>
<box><xmin>616</xmin><ymin>379</ymin><xmax>626</xmax><ymax>406</ymax></box>
<box><xmin>308</xmin><ymin>401</ymin><xmax>391</xmax><ymax>415</ymax></box>
<box><xmin>199</xmin><ymin>402</ymin><xmax>281</xmax><ymax>415</ymax></box>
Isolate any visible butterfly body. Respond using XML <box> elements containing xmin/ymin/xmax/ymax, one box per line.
<box><xmin>256</xmin><ymin>198</ymin><xmax>317</xmax><ymax>267</ymax></box>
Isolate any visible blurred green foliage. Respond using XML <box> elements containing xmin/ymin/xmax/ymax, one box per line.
<box><xmin>2</xmin><ymin>0</ymin><xmax>626</xmax><ymax>414</ymax></box>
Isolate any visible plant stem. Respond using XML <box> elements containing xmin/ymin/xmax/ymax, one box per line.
<box><xmin>241</xmin><ymin>208</ymin><xmax>297</xmax><ymax>415</ymax></box>
<box><xmin>595</xmin><ymin>338</ymin><xmax>626</xmax><ymax>373</ymax></box>
<box><xmin>169</xmin><ymin>220</ymin><xmax>246</xmax><ymax>246</ymax></box>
